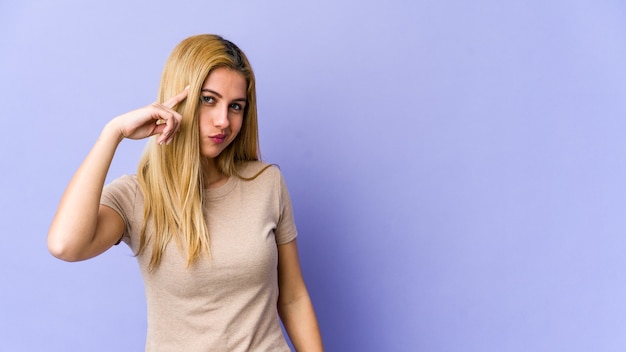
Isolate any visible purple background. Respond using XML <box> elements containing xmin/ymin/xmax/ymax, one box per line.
<box><xmin>2</xmin><ymin>0</ymin><xmax>626</xmax><ymax>351</ymax></box>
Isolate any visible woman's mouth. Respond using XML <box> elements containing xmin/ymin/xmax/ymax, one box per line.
<box><xmin>209</xmin><ymin>134</ymin><xmax>227</xmax><ymax>144</ymax></box>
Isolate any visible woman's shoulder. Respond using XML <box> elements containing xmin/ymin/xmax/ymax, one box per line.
<box><xmin>236</xmin><ymin>161</ymin><xmax>281</xmax><ymax>180</ymax></box>
<box><xmin>108</xmin><ymin>174</ymin><xmax>139</xmax><ymax>186</ymax></box>
<box><xmin>104</xmin><ymin>174</ymin><xmax>141</xmax><ymax>195</ymax></box>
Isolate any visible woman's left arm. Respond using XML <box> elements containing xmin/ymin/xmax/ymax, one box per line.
<box><xmin>277</xmin><ymin>239</ymin><xmax>324</xmax><ymax>351</ymax></box>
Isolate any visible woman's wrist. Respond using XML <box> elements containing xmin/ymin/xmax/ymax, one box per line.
<box><xmin>101</xmin><ymin>119</ymin><xmax>125</xmax><ymax>145</ymax></box>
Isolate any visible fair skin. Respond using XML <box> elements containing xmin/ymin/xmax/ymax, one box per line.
<box><xmin>48</xmin><ymin>67</ymin><xmax>323</xmax><ymax>351</ymax></box>
<box><xmin>198</xmin><ymin>67</ymin><xmax>246</xmax><ymax>187</ymax></box>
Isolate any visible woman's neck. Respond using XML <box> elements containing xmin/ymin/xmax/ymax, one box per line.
<box><xmin>202</xmin><ymin>158</ymin><xmax>228</xmax><ymax>189</ymax></box>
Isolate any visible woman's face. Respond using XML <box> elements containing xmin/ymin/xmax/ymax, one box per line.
<box><xmin>197</xmin><ymin>67</ymin><xmax>247</xmax><ymax>159</ymax></box>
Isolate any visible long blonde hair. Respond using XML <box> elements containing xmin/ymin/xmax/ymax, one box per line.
<box><xmin>137</xmin><ymin>34</ymin><xmax>260</xmax><ymax>270</ymax></box>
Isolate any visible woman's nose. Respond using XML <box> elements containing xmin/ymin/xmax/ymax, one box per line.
<box><xmin>213</xmin><ymin>106</ymin><xmax>230</xmax><ymax>128</ymax></box>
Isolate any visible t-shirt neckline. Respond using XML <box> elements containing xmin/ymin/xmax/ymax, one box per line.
<box><xmin>203</xmin><ymin>175</ymin><xmax>237</xmax><ymax>200</ymax></box>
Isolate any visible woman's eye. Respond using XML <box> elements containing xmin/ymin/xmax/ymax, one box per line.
<box><xmin>230</xmin><ymin>103</ymin><xmax>243</xmax><ymax>111</ymax></box>
<box><xmin>201</xmin><ymin>96</ymin><xmax>215</xmax><ymax>104</ymax></box>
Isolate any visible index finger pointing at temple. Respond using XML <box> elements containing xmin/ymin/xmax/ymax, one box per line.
<box><xmin>163</xmin><ymin>86</ymin><xmax>190</xmax><ymax>109</ymax></box>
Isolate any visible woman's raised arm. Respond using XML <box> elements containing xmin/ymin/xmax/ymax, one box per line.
<box><xmin>47</xmin><ymin>88</ymin><xmax>188</xmax><ymax>261</ymax></box>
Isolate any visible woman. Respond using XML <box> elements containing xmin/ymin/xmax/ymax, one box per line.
<box><xmin>48</xmin><ymin>34</ymin><xmax>323</xmax><ymax>351</ymax></box>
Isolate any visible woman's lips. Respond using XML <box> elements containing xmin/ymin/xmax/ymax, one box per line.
<box><xmin>209</xmin><ymin>134</ymin><xmax>227</xmax><ymax>144</ymax></box>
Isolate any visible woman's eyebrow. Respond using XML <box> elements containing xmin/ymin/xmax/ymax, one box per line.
<box><xmin>201</xmin><ymin>88</ymin><xmax>222</xmax><ymax>98</ymax></box>
<box><xmin>201</xmin><ymin>89</ymin><xmax>246</xmax><ymax>102</ymax></box>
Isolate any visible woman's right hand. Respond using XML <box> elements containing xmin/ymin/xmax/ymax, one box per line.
<box><xmin>110</xmin><ymin>87</ymin><xmax>189</xmax><ymax>145</ymax></box>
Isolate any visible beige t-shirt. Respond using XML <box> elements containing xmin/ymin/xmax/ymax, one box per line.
<box><xmin>101</xmin><ymin>162</ymin><xmax>296</xmax><ymax>351</ymax></box>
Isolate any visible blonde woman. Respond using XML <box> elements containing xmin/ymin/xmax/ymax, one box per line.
<box><xmin>48</xmin><ymin>34</ymin><xmax>323</xmax><ymax>351</ymax></box>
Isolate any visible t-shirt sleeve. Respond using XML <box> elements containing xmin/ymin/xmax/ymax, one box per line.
<box><xmin>275</xmin><ymin>170</ymin><xmax>298</xmax><ymax>245</ymax></box>
<box><xmin>100</xmin><ymin>174</ymin><xmax>140</xmax><ymax>245</ymax></box>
